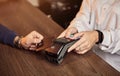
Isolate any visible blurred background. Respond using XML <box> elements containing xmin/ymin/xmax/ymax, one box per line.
<box><xmin>27</xmin><ymin>0</ymin><xmax>83</xmax><ymax>28</ymax></box>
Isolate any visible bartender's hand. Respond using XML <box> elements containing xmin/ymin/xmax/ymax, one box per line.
<box><xmin>68</xmin><ymin>31</ymin><xmax>98</xmax><ymax>54</ymax></box>
<box><xmin>21</xmin><ymin>31</ymin><xmax>44</xmax><ymax>51</ymax></box>
<box><xmin>58</xmin><ymin>27</ymin><xmax>78</xmax><ymax>38</ymax></box>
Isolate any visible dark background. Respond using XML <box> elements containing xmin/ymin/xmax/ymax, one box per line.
<box><xmin>38</xmin><ymin>0</ymin><xmax>83</xmax><ymax>28</ymax></box>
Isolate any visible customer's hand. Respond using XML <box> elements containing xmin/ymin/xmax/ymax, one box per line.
<box><xmin>58</xmin><ymin>27</ymin><xmax>78</xmax><ymax>38</ymax></box>
<box><xmin>21</xmin><ymin>31</ymin><xmax>44</xmax><ymax>51</ymax></box>
<box><xmin>68</xmin><ymin>31</ymin><xmax>98</xmax><ymax>54</ymax></box>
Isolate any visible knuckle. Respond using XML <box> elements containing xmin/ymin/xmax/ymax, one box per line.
<box><xmin>76</xmin><ymin>48</ymin><xmax>79</xmax><ymax>51</ymax></box>
<box><xmin>32</xmin><ymin>30</ymin><xmax>36</xmax><ymax>33</ymax></box>
<box><xmin>87</xmin><ymin>44</ymin><xmax>91</xmax><ymax>49</ymax></box>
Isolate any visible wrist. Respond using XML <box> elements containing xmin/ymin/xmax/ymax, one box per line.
<box><xmin>14</xmin><ymin>36</ymin><xmax>24</xmax><ymax>49</ymax></box>
<box><xmin>93</xmin><ymin>30</ymin><xmax>99</xmax><ymax>43</ymax></box>
<box><xmin>95</xmin><ymin>30</ymin><xmax>103</xmax><ymax>44</ymax></box>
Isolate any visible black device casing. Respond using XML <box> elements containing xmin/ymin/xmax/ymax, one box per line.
<box><xmin>44</xmin><ymin>38</ymin><xmax>78</xmax><ymax>64</ymax></box>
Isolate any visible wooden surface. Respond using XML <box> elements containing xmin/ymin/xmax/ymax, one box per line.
<box><xmin>0</xmin><ymin>0</ymin><xmax>119</xmax><ymax>76</ymax></box>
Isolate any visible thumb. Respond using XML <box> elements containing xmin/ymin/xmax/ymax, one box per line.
<box><xmin>57</xmin><ymin>30</ymin><xmax>66</xmax><ymax>38</ymax></box>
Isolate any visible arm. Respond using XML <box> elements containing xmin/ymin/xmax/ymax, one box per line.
<box><xmin>0</xmin><ymin>24</ymin><xmax>44</xmax><ymax>51</ymax></box>
<box><xmin>0</xmin><ymin>24</ymin><xmax>17</xmax><ymax>47</ymax></box>
<box><xmin>58</xmin><ymin>0</ymin><xmax>94</xmax><ymax>38</ymax></box>
<box><xmin>58</xmin><ymin>0</ymin><xmax>98</xmax><ymax>54</ymax></box>
<box><xmin>67</xmin><ymin>0</ymin><xmax>120</xmax><ymax>55</ymax></box>
<box><xmin>68</xmin><ymin>0</ymin><xmax>94</xmax><ymax>32</ymax></box>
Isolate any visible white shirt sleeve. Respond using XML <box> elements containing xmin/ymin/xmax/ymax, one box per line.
<box><xmin>68</xmin><ymin>0</ymin><xmax>120</xmax><ymax>55</ymax></box>
<box><xmin>68</xmin><ymin>0</ymin><xmax>94</xmax><ymax>32</ymax></box>
<box><xmin>99</xmin><ymin>8</ymin><xmax>120</xmax><ymax>55</ymax></box>
<box><xmin>100</xmin><ymin>29</ymin><xmax>120</xmax><ymax>55</ymax></box>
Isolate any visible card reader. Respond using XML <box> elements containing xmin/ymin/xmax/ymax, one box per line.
<box><xmin>43</xmin><ymin>37</ymin><xmax>79</xmax><ymax>64</ymax></box>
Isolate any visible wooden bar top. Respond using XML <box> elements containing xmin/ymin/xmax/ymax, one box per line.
<box><xmin>0</xmin><ymin>0</ymin><xmax>119</xmax><ymax>76</ymax></box>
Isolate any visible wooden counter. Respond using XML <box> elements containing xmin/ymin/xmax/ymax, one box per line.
<box><xmin>0</xmin><ymin>0</ymin><xmax>119</xmax><ymax>76</ymax></box>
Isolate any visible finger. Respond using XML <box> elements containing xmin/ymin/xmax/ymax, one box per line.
<box><xmin>29</xmin><ymin>47</ymin><xmax>37</xmax><ymax>51</ymax></box>
<box><xmin>65</xmin><ymin>30</ymin><xmax>73</xmax><ymax>38</ymax></box>
<box><xmin>75</xmin><ymin>47</ymin><xmax>88</xmax><ymax>53</ymax></box>
<box><xmin>31</xmin><ymin>35</ymin><xmax>44</xmax><ymax>44</ymax></box>
<box><xmin>75</xmin><ymin>44</ymin><xmax>88</xmax><ymax>53</ymax></box>
<box><xmin>71</xmin><ymin>32</ymin><xmax>84</xmax><ymax>39</ymax></box>
<box><xmin>68</xmin><ymin>35</ymin><xmax>87</xmax><ymax>52</ymax></box>
<box><xmin>31</xmin><ymin>31</ymin><xmax>44</xmax><ymax>40</ymax></box>
<box><xmin>68</xmin><ymin>42</ymin><xmax>80</xmax><ymax>52</ymax></box>
<box><xmin>57</xmin><ymin>30</ymin><xmax>66</xmax><ymax>38</ymax></box>
<box><xmin>22</xmin><ymin>42</ymin><xmax>31</xmax><ymax>49</ymax></box>
<box><xmin>30</xmin><ymin>45</ymin><xmax>36</xmax><ymax>48</ymax></box>
<box><xmin>76</xmin><ymin>49</ymin><xmax>89</xmax><ymax>54</ymax></box>
<box><xmin>65</xmin><ymin>28</ymin><xmax>77</xmax><ymax>38</ymax></box>
<box><xmin>68</xmin><ymin>44</ymin><xmax>78</xmax><ymax>53</ymax></box>
<box><xmin>35</xmin><ymin>33</ymin><xmax>44</xmax><ymax>41</ymax></box>
<box><xmin>40</xmin><ymin>35</ymin><xmax>44</xmax><ymax>40</ymax></box>
<box><xmin>79</xmin><ymin>41</ymin><xmax>90</xmax><ymax>51</ymax></box>
<box><xmin>65</xmin><ymin>27</ymin><xmax>78</xmax><ymax>38</ymax></box>
<box><xmin>37</xmin><ymin>34</ymin><xmax>44</xmax><ymax>40</ymax></box>
<box><xmin>33</xmin><ymin>38</ymin><xmax>42</xmax><ymax>44</ymax></box>
<box><xmin>68</xmin><ymin>39</ymin><xmax>84</xmax><ymax>52</ymax></box>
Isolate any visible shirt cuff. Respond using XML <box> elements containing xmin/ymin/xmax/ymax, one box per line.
<box><xmin>101</xmin><ymin>30</ymin><xmax>111</xmax><ymax>47</ymax></box>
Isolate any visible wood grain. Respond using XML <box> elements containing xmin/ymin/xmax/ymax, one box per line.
<box><xmin>0</xmin><ymin>0</ymin><xmax>119</xmax><ymax>76</ymax></box>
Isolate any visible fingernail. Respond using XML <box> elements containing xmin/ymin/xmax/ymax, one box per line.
<box><xmin>68</xmin><ymin>49</ymin><xmax>71</xmax><ymax>52</ymax></box>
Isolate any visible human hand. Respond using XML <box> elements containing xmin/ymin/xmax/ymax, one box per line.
<box><xmin>20</xmin><ymin>31</ymin><xmax>44</xmax><ymax>51</ymax></box>
<box><xmin>68</xmin><ymin>31</ymin><xmax>98</xmax><ymax>54</ymax></box>
<box><xmin>58</xmin><ymin>27</ymin><xmax>78</xmax><ymax>38</ymax></box>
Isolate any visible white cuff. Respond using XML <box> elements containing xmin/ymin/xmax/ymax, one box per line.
<box><xmin>101</xmin><ymin>30</ymin><xmax>111</xmax><ymax>47</ymax></box>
